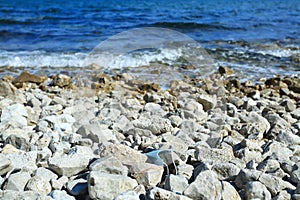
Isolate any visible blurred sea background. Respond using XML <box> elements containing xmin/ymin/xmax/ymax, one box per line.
<box><xmin>0</xmin><ymin>0</ymin><xmax>299</xmax><ymax>80</ymax></box>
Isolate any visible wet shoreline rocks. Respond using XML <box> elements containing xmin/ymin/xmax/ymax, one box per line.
<box><xmin>0</xmin><ymin>69</ymin><xmax>299</xmax><ymax>199</ymax></box>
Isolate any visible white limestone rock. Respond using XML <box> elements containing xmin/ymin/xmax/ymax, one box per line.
<box><xmin>88</xmin><ymin>172</ymin><xmax>138</xmax><ymax>200</ymax></box>
<box><xmin>184</xmin><ymin>170</ymin><xmax>222</xmax><ymax>200</ymax></box>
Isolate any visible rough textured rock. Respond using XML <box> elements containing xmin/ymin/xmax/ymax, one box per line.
<box><xmin>234</xmin><ymin>139</ymin><xmax>263</xmax><ymax>163</ymax></box>
<box><xmin>13</xmin><ymin>72</ymin><xmax>46</xmax><ymax>84</ymax></box>
<box><xmin>66</xmin><ymin>178</ymin><xmax>88</xmax><ymax>196</ymax></box>
<box><xmin>177</xmin><ymin>164</ymin><xmax>194</xmax><ymax>180</ymax></box>
<box><xmin>221</xmin><ymin>181</ymin><xmax>241</xmax><ymax>200</ymax></box>
<box><xmin>194</xmin><ymin>144</ymin><xmax>234</xmax><ymax>165</ymax></box>
<box><xmin>49</xmin><ymin>190</ymin><xmax>76</xmax><ymax>200</ymax></box>
<box><xmin>148</xmin><ymin>187</ymin><xmax>192</xmax><ymax>200</ymax></box>
<box><xmin>88</xmin><ymin>172</ymin><xmax>138</xmax><ymax>200</ymax></box>
<box><xmin>0</xmin><ymin>71</ymin><xmax>300</xmax><ymax>200</ymax></box>
<box><xmin>0</xmin><ymin>155</ymin><xmax>12</xmax><ymax>176</ymax></box>
<box><xmin>114</xmin><ymin>191</ymin><xmax>140</xmax><ymax>200</ymax></box>
<box><xmin>258</xmin><ymin>173</ymin><xmax>295</xmax><ymax>196</ymax></box>
<box><xmin>48</xmin><ymin>153</ymin><xmax>90</xmax><ymax>177</ymax></box>
<box><xmin>5</xmin><ymin>171</ymin><xmax>31</xmax><ymax>191</ymax></box>
<box><xmin>1</xmin><ymin>103</ymin><xmax>28</xmax><ymax>128</ymax></box>
<box><xmin>5</xmin><ymin>151</ymin><xmax>38</xmax><ymax>172</ymax></box>
<box><xmin>99</xmin><ymin>143</ymin><xmax>147</xmax><ymax>166</ymax></box>
<box><xmin>0</xmin><ymin>81</ymin><xmax>14</xmax><ymax>96</ymax></box>
<box><xmin>184</xmin><ymin>170</ymin><xmax>222</xmax><ymax>200</ymax></box>
<box><xmin>244</xmin><ymin>181</ymin><xmax>271</xmax><ymax>200</ymax></box>
<box><xmin>212</xmin><ymin>162</ymin><xmax>240</xmax><ymax>180</ymax></box>
<box><xmin>4</xmin><ymin>134</ymin><xmax>32</xmax><ymax>151</ymax></box>
<box><xmin>89</xmin><ymin>156</ymin><xmax>128</xmax><ymax>175</ymax></box>
<box><xmin>25</xmin><ymin>176</ymin><xmax>52</xmax><ymax>194</ymax></box>
<box><xmin>51</xmin><ymin>176</ymin><xmax>68</xmax><ymax>190</ymax></box>
<box><xmin>196</xmin><ymin>94</ymin><xmax>216</xmax><ymax>111</ymax></box>
<box><xmin>240</xmin><ymin>111</ymin><xmax>270</xmax><ymax>140</ymax></box>
<box><xmin>130</xmin><ymin>162</ymin><xmax>164</xmax><ymax>189</ymax></box>
<box><xmin>77</xmin><ymin>122</ymin><xmax>117</xmax><ymax>143</ymax></box>
<box><xmin>34</xmin><ymin>167</ymin><xmax>58</xmax><ymax>181</ymax></box>
<box><xmin>52</xmin><ymin>74</ymin><xmax>72</xmax><ymax>87</ymax></box>
<box><xmin>164</xmin><ymin>174</ymin><xmax>189</xmax><ymax>194</ymax></box>
<box><xmin>234</xmin><ymin>169</ymin><xmax>263</xmax><ymax>189</ymax></box>
<box><xmin>0</xmin><ymin>190</ymin><xmax>52</xmax><ymax>200</ymax></box>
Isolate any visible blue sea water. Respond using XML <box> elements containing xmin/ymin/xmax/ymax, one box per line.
<box><xmin>0</xmin><ymin>0</ymin><xmax>299</xmax><ymax>79</ymax></box>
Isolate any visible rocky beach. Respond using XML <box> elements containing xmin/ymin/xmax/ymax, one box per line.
<box><xmin>0</xmin><ymin>68</ymin><xmax>298</xmax><ymax>200</ymax></box>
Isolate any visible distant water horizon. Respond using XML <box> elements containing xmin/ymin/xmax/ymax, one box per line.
<box><xmin>0</xmin><ymin>0</ymin><xmax>299</xmax><ymax>80</ymax></box>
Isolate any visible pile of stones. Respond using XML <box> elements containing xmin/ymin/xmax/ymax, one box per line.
<box><xmin>0</xmin><ymin>69</ymin><xmax>299</xmax><ymax>200</ymax></box>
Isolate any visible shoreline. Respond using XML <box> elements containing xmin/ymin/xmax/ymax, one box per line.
<box><xmin>0</xmin><ymin>68</ymin><xmax>299</xmax><ymax>199</ymax></box>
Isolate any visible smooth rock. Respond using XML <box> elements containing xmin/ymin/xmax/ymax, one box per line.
<box><xmin>1</xmin><ymin>144</ymin><xmax>23</xmax><ymax>154</ymax></box>
<box><xmin>88</xmin><ymin>172</ymin><xmax>138</xmax><ymax>200</ymax></box>
<box><xmin>184</xmin><ymin>170</ymin><xmax>222</xmax><ymax>200</ymax></box>
<box><xmin>179</xmin><ymin>120</ymin><xmax>204</xmax><ymax>136</ymax></box>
